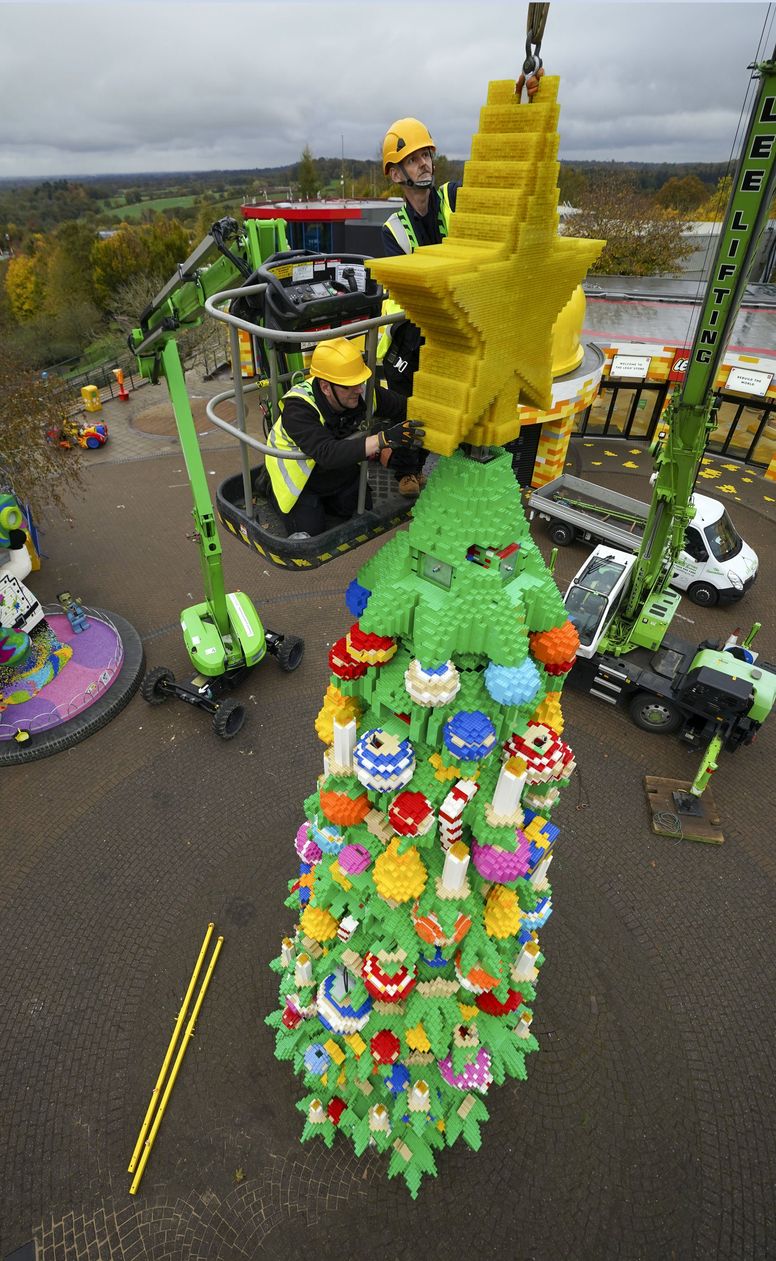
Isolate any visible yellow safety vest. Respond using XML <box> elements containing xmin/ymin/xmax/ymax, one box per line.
<box><xmin>264</xmin><ymin>381</ymin><xmax>321</xmax><ymax>514</ymax></box>
<box><xmin>382</xmin><ymin>182</ymin><xmax>454</xmax><ymax>255</ymax></box>
<box><xmin>378</xmin><ymin>183</ymin><xmax>454</xmax><ymax>361</ymax></box>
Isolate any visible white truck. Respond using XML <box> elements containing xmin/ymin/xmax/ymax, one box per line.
<box><xmin>528</xmin><ymin>473</ymin><xmax>758</xmax><ymax>607</ymax></box>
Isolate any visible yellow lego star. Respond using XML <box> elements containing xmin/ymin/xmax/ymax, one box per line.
<box><xmin>368</xmin><ymin>78</ymin><xmax>604</xmax><ymax>455</ymax></box>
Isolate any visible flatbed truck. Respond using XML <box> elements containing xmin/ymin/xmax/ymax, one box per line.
<box><xmin>529</xmin><ymin>473</ymin><xmax>758</xmax><ymax>606</ymax></box>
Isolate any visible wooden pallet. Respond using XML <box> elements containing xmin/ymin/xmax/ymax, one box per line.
<box><xmin>644</xmin><ymin>776</ymin><xmax>724</xmax><ymax>845</ymax></box>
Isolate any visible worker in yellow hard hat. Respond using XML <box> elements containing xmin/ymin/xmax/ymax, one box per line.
<box><xmin>381</xmin><ymin>69</ymin><xmax>544</xmax><ymax>260</ymax></box>
<box><xmin>376</xmin><ymin>69</ymin><xmax>545</xmax><ymax>489</ymax></box>
<box><xmin>263</xmin><ymin>337</ymin><xmax>424</xmax><ymax>538</ymax></box>
<box><xmin>378</xmin><ymin>68</ymin><xmax>545</xmax><ymax>396</ymax></box>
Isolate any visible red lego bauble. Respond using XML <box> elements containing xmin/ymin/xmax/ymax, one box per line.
<box><xmin>370</xmin><ymin>1029</ymin><xmax>401</xmax><ymax>1064</ymax></box>
<box><xmin>327</xmin><ymin>1097</ymin><xmax>347</xmax><ymax>1125</ymax></box>
<box><xmin>475</xmin><ymin>988</ymin><xmax>524</xmax><ymax>1016</ymax></box>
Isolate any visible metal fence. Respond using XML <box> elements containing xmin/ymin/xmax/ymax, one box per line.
<box><xmin>55</xmin><ymin>344</ymin><xmax>228</xmax><ymax>415</ymax></box>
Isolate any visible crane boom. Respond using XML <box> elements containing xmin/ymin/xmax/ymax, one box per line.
<box><xmin>602</xmin><ymin>47</ymin><xmax>776</xmax><ymax>654</ymax></box>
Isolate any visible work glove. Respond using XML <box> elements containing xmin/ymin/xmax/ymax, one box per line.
<box><xmin>377</xmin><ymin>419</ymin><xmax>425</xmax><ymax>451</ymax></box>
<box><xmin>516</xmin><ymin>66</ymin><xmax>544</xmax><ymax>99</ymax></box>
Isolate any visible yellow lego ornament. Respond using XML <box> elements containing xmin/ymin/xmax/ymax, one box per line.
<box><xmin>300</xmin><ymin>904</ymin><xmax>339</xmax><ymax>942</ymax></box>
<box><xmin>373</xmin><ymin>838</ymin><xmax>428</xmax><ymax>903</ymax></box>
<box><xmin>314</xmin><ymin>684</ymin><xmax>362</xmax><ymax>746</ymax></box>
<box><xmin>484</xmin><ymin>885</ymin><xmax>523</xmax><ymax>939</ymax></box>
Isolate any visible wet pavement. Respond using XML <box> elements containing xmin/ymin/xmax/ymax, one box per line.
<box><xmin>3</xmin><ymin>380</ymin><xmax>776</xmax><ymax>1260</ymax></box>
<box><xmin>583</xmin><ymin>276</ymin><xmax>776</xmax><ymax>355</ymax></box>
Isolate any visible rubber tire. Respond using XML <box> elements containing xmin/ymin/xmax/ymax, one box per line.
<box><xmin>549</xmin><ymin>521</ymin><xmax>575</xmax><ymax>546</ymax></box>
<box><xmin>275</xmin><ymin>635</ymin><xmax>305</xmax><ymax>673</ymax></box>
<box><xmin>141</xmin><ymin>665</ymin><xmax>175</xmax><ymax>705</ymax></box>
<box><xmin>687</xmin><ymin>581</ymin><xmax>719</xmax><ymax>608</ymax></box>
<box><xmin>628</xmin><ymin>691</ymin><xmax>683</xmax><ymax>735</ymax></box>
<box><xmin>213</xmin><ymin>698</ymin><xmax>246</xmax><ymax>740</ymax></box>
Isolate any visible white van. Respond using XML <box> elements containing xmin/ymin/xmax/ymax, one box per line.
<box><xmin>670</xmin><ymin>493</ymin><xmax>758</xmax><ymax>607</ymax></box>
<box><xmin>528</xmin><ymin>475</ymin><xmax>758</xmax><ymax>608</ymax></box>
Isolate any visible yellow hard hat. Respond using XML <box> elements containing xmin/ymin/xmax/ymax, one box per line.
<box><xmin>310</xmin><ymin>338</ymin><xmax>371</xmax><ymax>387</ymax></box>
<box><xmin>382</xmin><ymin>118</ymin><xmax>436</xmax><ymax>174</ymax></box>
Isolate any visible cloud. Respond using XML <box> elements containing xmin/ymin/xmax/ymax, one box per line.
<box><xmin>0</xmin><ymin>1</ymin><xmax>771</xmax><ymax>177</ymax></box>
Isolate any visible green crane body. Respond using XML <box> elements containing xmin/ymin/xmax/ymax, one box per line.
<box><xmin>129</xmin><ymin>217</ymin><xmax>296</xmax><ymax>674</ymax></box>
<box><xmin>601</xmin><ymin>50</ymin><xmax>776</xmax><ymax>658</ymax></box>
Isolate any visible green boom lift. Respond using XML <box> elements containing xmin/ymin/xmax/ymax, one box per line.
<box><xmin>129</xmin><ymin>217</ymin><xmax>306</xmax><ymax>739</ymax></box>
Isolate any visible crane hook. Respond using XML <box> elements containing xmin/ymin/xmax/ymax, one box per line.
<box><xmin>523</xmin><ymin>2</ymin><xmax>549</xmax><ymax>80</ymax></box>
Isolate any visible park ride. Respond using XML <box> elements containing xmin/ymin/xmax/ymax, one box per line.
<box><xmin>0</xmin><ymin>493</ymin><xmax>144</xmax><ymax>764</ymax></box>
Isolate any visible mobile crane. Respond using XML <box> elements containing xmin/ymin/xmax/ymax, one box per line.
<box><xmin>563</xmin><ymin>46</ymin><xmax>776</xmax><ymax>796</ymax></box>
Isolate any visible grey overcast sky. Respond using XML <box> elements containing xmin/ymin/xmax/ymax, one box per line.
<box><xmin>0</xmin><ymin>1</ymin><xmax>774</xmax><ymax>179</ymax></box>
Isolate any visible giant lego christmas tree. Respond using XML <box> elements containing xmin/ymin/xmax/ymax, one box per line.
<box><xmin>268</xmin><ymin>76</ymin><xmax>604</xmax><ymax>1195</ymax></box>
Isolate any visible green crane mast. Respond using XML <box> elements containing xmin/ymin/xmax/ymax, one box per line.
<box><xmin>601</xmin><ymin>47</ymin><xmax>776</xmax><ymax>657</ymax></box>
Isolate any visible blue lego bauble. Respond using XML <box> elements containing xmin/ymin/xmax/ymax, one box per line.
<box><xmin>310</xmin><ymin>818</ymin><xmax>345</xmax><ymax>854</ymax></box>
<box><xmin>385</xmin><ymin>1062</ymin><xmax>411</xmax><ymax>1095</ymax></box>
<box><xmin>353</xmin><ymin>728</ymin><xmax>415</xmax><ymax>793</ymax></box>
<box><xmin>316</xmin><ymin>971</ymin><xmax>372</xmax><ymax>1034</ymax></box>
<box><xmin>304</xmin><ymin>1043</ymin><xmax>331</xmax><ymax>1076</ymax></box>
<box><xmin>345</xmin><ymin>578</ymin><xmax>372</xmax><ymax>619</ymax></box>
<box><xmin>484</xmin><ymin>659</ymin><xmax>541</xmax><ymax>706</ymax></box>
<box><xmin>443</xmin><ymin>710</ymin><xmax>498</xmax><ymax>761</ymax></box>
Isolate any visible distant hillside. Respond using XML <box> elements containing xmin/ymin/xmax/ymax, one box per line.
<box><xmin>0</xmin><ymin>159</ymin><xmax>730</xmax><ymax>241</ymax></box>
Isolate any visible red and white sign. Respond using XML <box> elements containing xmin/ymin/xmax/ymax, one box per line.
<box><xmin>669</xmin><ymin>352</ymin><xmax>690</xmax><ymax>383</ymax></box>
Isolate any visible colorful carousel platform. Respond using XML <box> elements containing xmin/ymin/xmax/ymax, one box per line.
<box><xmin>0</xmin><ymin>606</ymin><xmax>144</xmax><ymax>765</ymax></box>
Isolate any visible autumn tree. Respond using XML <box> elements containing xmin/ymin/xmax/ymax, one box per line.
<box><xmin>0</xmin><ymin>345</ymin><xmax>84</xmax><ymax>516</ymax></box>
<box><xmin>694</xmin><ymin>174</ymin><xmax>733</xmax><ymax>221</ymax></box>
<box><xmin>296</xmin><ymin>146</ymin><xmax>319</xmax><ymax>200</ymax></box>
<box><xmin>558</xmin><ymin>165</ymin><xmax>589</xmax><ymax>207</ymax></box>
<box><xmin>143</xmin><ymin>217</ymin><xmax>191</xmax><ymax>279</ymax></box>
<box><xmin>91</xmin><ymin>218</ymin><xmax>191</xmax><ymax>309</ymax></box>
<box><xmin>91</xmin><ymin>226</ymin><xmax>149</xmax><ymax>308</ymax></box>
<box><xmin>5</xmin><ymin>246</ymin><xmax>46</xmax><ymax>322</ymax></box>
<box><xmin>654</xmin><ymin>174</ymin><xmax>708</xmax><ymax>213</ymax></box>
<box><xmin>44</xmin><ymin>221</ymin><xmax>99</xmax><ymax>316</ymax></box>
<box><xmin>563</xmin><ymin>170</ymin><xmax>693</xmax><ymax>275</ymax></box>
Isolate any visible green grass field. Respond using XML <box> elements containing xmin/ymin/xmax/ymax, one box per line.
<box><xmin>108</xmin><ymin>194</ymin><xmax>199</xmax><ymax>219</ymax></box>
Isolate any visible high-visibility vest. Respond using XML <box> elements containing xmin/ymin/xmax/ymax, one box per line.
<box><xmin>382</xmin><ymin>182</ymin><xmax>454</xmax><ymax>255</ymax></box>
<box><xmin>264</xmin><ymin>381</ymin><xmax>320</xmax><ymax>513</ymax></box>
<box><xmin>379</xmin><ymin>184</ymin><xmax>454</xmax><ymax>361</ymax></box>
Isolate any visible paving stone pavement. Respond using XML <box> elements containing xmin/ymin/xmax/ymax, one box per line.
<box><xmin>3</xmin><ymin>389</ymin><xmax>776</xmax><ymax>1260</ymax></box>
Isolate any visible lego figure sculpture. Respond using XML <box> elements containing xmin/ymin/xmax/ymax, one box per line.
<box><xmin>0</xmin><ymin>496</ymin><xmax>72</xmax><ymax>708</ymax></box>
<box><xmin>268</xmin><ymin>77</ymin><xmax>604</xmax><ymax>1194</ymax></box>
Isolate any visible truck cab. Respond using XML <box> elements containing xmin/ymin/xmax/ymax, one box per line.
<box><xmin>563</xmin><ymin>548</ymin><xmax>635</xmax><ymax>658</ymax></box>
<box><xmin>671</xmin><ymin>493</ymin><xmax>758</xmax><ymax>606</ymax></box>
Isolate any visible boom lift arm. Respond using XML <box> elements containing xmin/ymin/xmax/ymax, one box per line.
<box><xmin>128</xmin><ymin>216</ymin><xmax>306</xmax><ymax>737</ymax></box>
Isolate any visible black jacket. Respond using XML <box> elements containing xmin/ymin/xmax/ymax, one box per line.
<box><xmin>281</xmin><ymin>379</ymin><xmax>406</xmax><ymax>496</ymax></box>
<box><xmin>380</xmin><ymin>182</ymin><xmax>461</xmax><ymax>256</ymax></box>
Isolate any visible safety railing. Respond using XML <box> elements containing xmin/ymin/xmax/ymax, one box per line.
<box><xmin>202</xmin><ymin>282</ymin><xmax>404</xmax><ymax>515</ymax></box>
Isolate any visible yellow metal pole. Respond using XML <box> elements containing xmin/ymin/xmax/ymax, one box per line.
<box><xmin>127</xmin><ymin>922</ymin><xmax>215</xmax><ymax>1175</ymax></box>
<box><xmin>130</xmin><ymin>935</ymin><xmax>224</xmax><ymax>1195</ymax></box>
